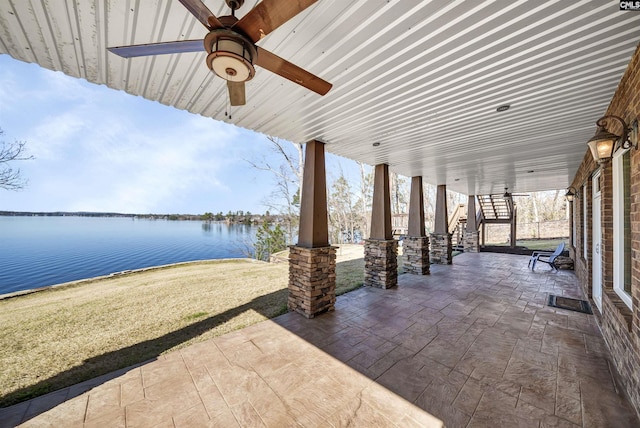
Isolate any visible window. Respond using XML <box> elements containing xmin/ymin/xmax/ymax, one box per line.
<box><xmin>613</xmin><ymin>148</ymin><xmax>632</xmax><ymax>308</ymax></box>
<box><xmin>583</xmin><ymin>183</ymin><xmax>588</xmax><ymax>260</ymax></box>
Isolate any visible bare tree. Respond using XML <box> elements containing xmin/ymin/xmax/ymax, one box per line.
<box><xmin>246</xmin><ymin>136</ymin><xmax>303</xmax><ymax>244</ymax></box>
<box><xmin>389</xmin><ymin>172</ymin><xmax>409</xmax><ymax>214</ymax></box>
<box><xmin>1</xmin><ymin>129</ymin><xmax>34</xmax><ymax>191</ymax></box>
<box><xmin>356</xmin><ymin>161</ymin><xmax>373</xmax><ymax>239</ymax></box>
<box><xmin>328</xmin><ymin>169</ymin><xmax>363</xmax><ymax>244</ymax></box>
<box><xmin>423</xmin><ymin>183</ymin><xmax>437</xmax><ymax>232</ymax></box>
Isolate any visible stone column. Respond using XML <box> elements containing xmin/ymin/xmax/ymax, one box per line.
<box><xmin>365</xmin><ymin>164</ymin><xmax>398</xmax><ymax>289</ymax></box>
<box><xmin>404</xmin><ymin>176</ymin><xmax>430</xmax><ymax>274</ymax></box>
<box><xmin>463</xmin><ymin>195</ymin><xmax>480</xmax><ymax>253</ymax></box>
<box><xmin>288</xmin><ymin>140</ymin><xmax>336</xmax><ymax>318</ymax></box>
<box><xmin>430</xmin><ymin>184</ymin><xmax>453</xmax><ymax>264</ymax></box>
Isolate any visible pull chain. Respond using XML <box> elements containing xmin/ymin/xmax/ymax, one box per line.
<box><xmin>224</xmin><ymin>85</ymin><xmax>232</xmax><ymax>120</ymax></box>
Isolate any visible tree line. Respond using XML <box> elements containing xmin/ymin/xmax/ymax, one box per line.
<box><xmin>248</xmin><ymin>136</ymin><xmax>569</xmax><ymax>260</ymax></box>
<box><xmin>2</xmin><ymin>127</ymin><xmax>569</xmax><ymax>263</ymax></box>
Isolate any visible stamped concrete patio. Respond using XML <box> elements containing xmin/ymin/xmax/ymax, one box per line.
<box><xmin>1</xmin><ymin>252</ymin><xmax>638</xmax><ymax>427</ymax></box>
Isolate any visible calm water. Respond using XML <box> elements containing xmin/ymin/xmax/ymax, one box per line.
<box><xmin>0</xmin><ymin>216</ymin><xmax>256</xmax><ymax>295</ymax></box>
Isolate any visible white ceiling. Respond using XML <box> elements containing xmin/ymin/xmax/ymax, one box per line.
<box><xmin>1</xmin><ymin>0</ymin><xmax>639</xmax><ymax>195</ymax></box>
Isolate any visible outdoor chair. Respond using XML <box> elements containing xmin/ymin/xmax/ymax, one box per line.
<box><xmin>529</xmin><ymin>242</ymin><xmax>565</xmax><ymax>271</ymax></box>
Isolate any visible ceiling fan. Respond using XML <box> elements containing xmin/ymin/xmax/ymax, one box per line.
<box><xmin>108</xmin><ymin>0</ymin><xmax>332</xmax><ymax>106</ymax></box>
<box><xmin>502</xmin><ymin>187</ymin><xmax>529</xmax><ymax>199</ymax></box>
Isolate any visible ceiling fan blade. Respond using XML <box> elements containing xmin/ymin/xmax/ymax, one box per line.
<box><xmin>228</xmin><ymin>81</ymin><xmax>246</xmax><ymax>106</ymax></box>
<box><xmin>255</xmin><ymin>47</ymin><xmax>332</xmax><ymax>96</ymax></box>
<box><xmin>233</xmin><ymin>0</ymin><xmax>318</xmax><ymax>43</ymax></box>
<box><xmin>108</xmin><ymin>40</ymin><xmax>203</xmax><ymax>58</ymax></box>
<box><xmin>178</xmin><ymin>0</ymin><xmax>223</xmax><ymax>29</ymax></box>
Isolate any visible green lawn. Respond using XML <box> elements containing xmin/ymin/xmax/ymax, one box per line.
<box><xmin>517</xmin><ymin>238</ymin><xmax>568</xmax><ymax>251</ymax></box>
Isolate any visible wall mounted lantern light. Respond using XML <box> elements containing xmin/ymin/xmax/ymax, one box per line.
<box><xmin>565</xmin><ymin>186</ymin><xmax>577</xmax><ymax>202</ymax></box>
<box><xmin>587</xmin><ymin>116</ymin><xmax>638</xmax><ymax>164</ymax></box>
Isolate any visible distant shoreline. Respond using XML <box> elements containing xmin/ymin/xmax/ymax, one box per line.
<box><xmin>0</xmin><ymin>211</ymin><xmax>206</xmax><ymax>220</ymax></box>
<box><xmin>0</xmin><ymin>211</ymin><xmax>277</xmax><ymax>222</ymax></box>
<box><xmin>0</xmin><ymin>258</ymin><xmax>255</xmax><ymax>301</ymax></box>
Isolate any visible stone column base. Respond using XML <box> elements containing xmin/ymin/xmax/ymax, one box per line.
<box><xmin>463</xmin><ymin>231</ymin><xmax>480</xmax><ymax>253</ymax></box>
<box><xmin>555</xmin><ymin>256</ymin><xmax>575</xmax><ymax>270</ymax></box>
<box><xmin>403</xmin><ymin>236</ymin><xmax>430</xmax><ymax>275</ymax></box>
<box><xmin>364</xmin><ymin>239</ymin><xmax>398</xmax><ymax>289</ymax></box>
<box><xmin>430</xmin><ymin>233</ymin><xmax>452</xmax><ymax>265</ymax></box>
<box><xmin>288</xmin><ymin>246</ymin><xmax>336</xmax><ymax>318</ymax></box>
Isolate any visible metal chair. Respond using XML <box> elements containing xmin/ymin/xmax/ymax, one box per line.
<box><xmin>529</xmin><ymin>242</ymin><xmax>565</xmax><ymax>271</ymax></box>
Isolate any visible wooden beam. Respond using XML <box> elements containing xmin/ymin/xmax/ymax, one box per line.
<box><xmin>370</xmin><ymin>164</ymin><xmax>392</xmax><ymax>240</ymax></box>
<box><xmin>433</xmin><ymin>184</ymin><xmax>448</xmax><ymax>234</ymax></box>
<box><xmin>466</xmin><ymin>195</ymin><xmax>478</xmax><ymax>232</ymax></box>
<box><xmin>408</xmin><ymin>176</ymin><xmax>426</xmax><ymax>237</ymax></box>
<box><xmin>297</xmin><ymin>140</ymin><xmax>329</xmax><ymax>248</ymax></box>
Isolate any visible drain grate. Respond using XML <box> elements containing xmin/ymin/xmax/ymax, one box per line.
<box><xmin>547</xmin><ymin>294</ymin><xmax>592</xmax><ymax>314</ymax></box>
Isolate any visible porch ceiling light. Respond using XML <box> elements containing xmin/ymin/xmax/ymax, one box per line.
<box><xmin>587</xmin><ymin>116</ymin><xmax>638</xmax><ymax>164</ymax></box>
<box><xmin>565</xmin><ymin>186</ymin><xmax>577</xmax><ymax>202</ymax></box>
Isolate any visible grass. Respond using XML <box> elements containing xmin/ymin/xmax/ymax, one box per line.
<box><xmin>0</xmin><ymin>245</ymin><xmax>367</xmax><ymax>407</ymax></box>
<box><xmin>482</xmin><ymin>237</ymin><xmax>568</xmax><ymax>251</ymax></box>
<box><xmin>516</xmin><ymin>238</ymin><xmax>567</xmax><ymax>251</ymax></box>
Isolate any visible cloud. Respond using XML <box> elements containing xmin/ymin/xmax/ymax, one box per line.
<box><xmin>64</xmin><ymin>114</ymin><xmax>243</xmax><ymax>213</ymax></box>
<box><xmin>1</xmin><ymin>56</ymin><xmax>279</xmax><ymax>214</ymax></box>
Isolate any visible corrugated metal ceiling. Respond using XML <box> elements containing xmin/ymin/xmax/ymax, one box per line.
<box><xmin>1</xmin><ymin>0</ymin><xmax>639</xmax><ymax>195</ymax></box>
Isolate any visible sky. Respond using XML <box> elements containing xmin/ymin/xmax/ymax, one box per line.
<box><xmin>0</xmin><ymin>55</ymin><xmax>358</xmax><ymax>215</ymax></box>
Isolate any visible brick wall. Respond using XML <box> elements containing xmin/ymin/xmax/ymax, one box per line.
<box><xmin>570</xmin><ymin>42</ymin><xmax>640</xmax><ymax>417</ymax></box>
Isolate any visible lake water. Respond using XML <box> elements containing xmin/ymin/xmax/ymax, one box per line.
<box><xmin>0</xmin><ymin>216</ymin><xmax>256</xmax><ymax>296</ymax></box>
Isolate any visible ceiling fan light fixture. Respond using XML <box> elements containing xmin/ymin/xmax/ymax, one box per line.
<box><xmin>108</xmin><ymin>0</ymin><xmax>332</xmax><ymax>105</ymax></box>
<box><xmin>205</xmin><ymin>31</ymin><xmax>256</xmax><ymax>82</ymax></box>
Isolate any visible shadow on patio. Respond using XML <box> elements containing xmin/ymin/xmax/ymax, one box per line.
<box><xmin>2</xmin><ymin>253</ymin><xmax>638</xmax><ymax>427</ymax></box>
<box><xmin>277</xmin><ymin>253</ymin><xmax>639</xmax><ymax>427</ymax></box>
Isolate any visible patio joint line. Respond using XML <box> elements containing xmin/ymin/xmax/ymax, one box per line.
<box><xmin>250</xmin><ymin>359</ymin><xmax>301</xmax><ymax>421</ymax></box>
<box><xmin>204</xmin><ymin>364</ymin><xmax>243</xmax><ymax>427</ymax></box>
<box><xmin>183</xmin><ymin>350</ymin><xmax>213</xmax><ymax>422</ymax></box>
<box><xmin>467</xmin><ymin>391</ymin><xmax>487</xmax><ymax>427</ymax></box>
<box><xmin>248</xmin><ymin>399</ymin><xmax>267</xmax><ymax>427</ymax></box>
<box><xmin>82</xmin><ymin>391</ymin><xmax>91</xmax><ymax>424</ymax></box>
<box><xmin>500</xmin><ymin>339</ymin><xmax>519</xmax><ymax>379</ymax></box>
<box><xmin>515</xmin><ymin>386</ymin><xmax>523</xmax><ymax>409</ymax></box>
<box><xmin>606</xmin><ymin>359</ymin><xmax>621</xmax><ymax>395</ymax></box>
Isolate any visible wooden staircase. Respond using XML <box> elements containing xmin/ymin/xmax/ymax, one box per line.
<box><xmin>476</xmin><ymin>195</ymin><xmax>513</xmax><ymax>222</ymax></box>
<box><xmin>448</xmin><ymin>195</ymin><xmax>519</xmax><ymax>251</ymax></box>
<box><xmin>393</xmin><ymin>195</ymin><xmax>518</xmax><ymax>250</ymax></box>
<box><xmin>476</xmin><ymin>194</ymin><xmax>518</xmax><ymax>248</ymax></box>
<box><xmin>448</xmin><ymin>203</ymin><xmax>467</xmax><ymax>251</ymax></box>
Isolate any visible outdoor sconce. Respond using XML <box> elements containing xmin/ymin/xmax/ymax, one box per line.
<box><xmin>565</xmin><ymin>186</ymin><xmax>577</xmax><ymax>202</ymax></box>
<box><xmin>587</xmin><ymin>116</ymin><xmax>638</xmax><ymax>164</ymax></box>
